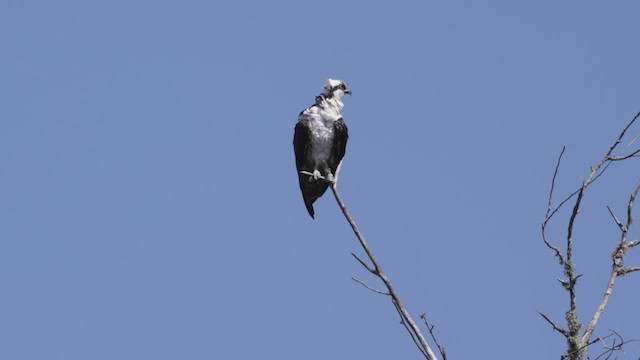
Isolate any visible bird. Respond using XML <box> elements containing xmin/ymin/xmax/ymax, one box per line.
<box><xmin>293</xmin><ymin>78</ymin><xmax>350</xmax><ymax>218</ymax></box>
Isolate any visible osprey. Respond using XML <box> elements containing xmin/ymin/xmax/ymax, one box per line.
<box><xmin>293</xmin><ymin>78</ymin><xmax>350</xmax><ymax>218</ymax></box>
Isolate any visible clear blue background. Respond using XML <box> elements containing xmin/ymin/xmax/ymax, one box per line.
<box><xmin>2</xmin><ymin>1</ymin><xmax>639</xmax><ymax>359</ymax></box>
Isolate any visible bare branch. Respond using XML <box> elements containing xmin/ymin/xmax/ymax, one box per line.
<box><xmin>584</xmin><ymin>193</ymin><xmax>640</xmax><ymax>347</ymax></box>
<box><xmin>627</xmin><ymin>179</ymin><xmax>640</xmax><ymax>227</ymax></box>
<box><xmin>582</xmin><ymin>179</ymin><xmax>640</xmax><ymax>343</ymax></box>
<box><xmin>542</xmin><ymin>225</ymin><xmax>565</xmax><ymax>265</ymax></box>
<box><xmin>330</xmin><ymin>182</ymin><xmax>440</xmax><ymax>360</ymax></box>
<box><xmin>625</xmin><ymin>133</ymin><xmax>640</xmax><ymax>149</ymax></box>
<box><xmin>606</xmin><ymin>206</ymin><xmax>625</xmax><ymax>232</ymax></box>
<box><xmin>581</xmin><ymin>271</ymin><xmax>618</xmax><ymax>343</ymax></box>
<box><xmin>617</xmin><ymin>266</ymin><xmax>640</xmax><ymax>276</ymax></box>
<box><xmin>603</xmin><ymin>111</ymin><xmax>640</xmax><ymax>159</ymax></box>
<box><xmin>592</xmin><ymin>330</ymin><xmax>639</xmax><ymax>360</ymax></box>
<box><xmin>582</xmin><ymin>194</ymin><xmax>636</xmax><ymax>347</ymax></box>
<box><xmin>606</xmin><ymin>148</ymin><xmax>640</xmax><ymax>161</ymax></box>
<box><xmin>420</xmin><ymin>314</ymin><xmax>448</xmax><ymax>360</ymax></box>
<box><xmin>544</xmin><ymin>149</ymin><xmax>617</xmax><ymax>238</ymax></box>
<box><xmin>546</xmin><ymin>146</ymin><xmax>566</xmax><ymax>220</ymax></box>
<box><xmin>538</xmin><ymin>311</ymin><xmax>569</xmax><ymax>337</ymax></box>
<box><xmin>542</xmin><ymin>146</ymin><xmax>568</xmax><ymax>264</ymax></box>
<box><xmin>351</xmin><ymin>252</ymin><xmax>375</xmax><ymax>274</ymax></box>
<box><xmin>545</xmin><ymin>188</ymin><xmax>581</xmax><ymax>227</ymax></box>
<box><xmin>351</xmin><ymin>277</ymin><xmax>389</xmax><ymax>295</ymax></box>
<box><xmin>566</xmin><ymin>186</ymin><xmax>584</xmax><ymax>265</ymax></box>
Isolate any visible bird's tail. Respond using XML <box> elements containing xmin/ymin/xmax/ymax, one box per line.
<box><xmin>299</xmin><ymin>176</ymin><xmax>330</xmax><ymax>219</ymax></box>
<box><xmin>303</xmin><ymin>198</ymin><xmax>316</xmax><ymax>219</ymax></box>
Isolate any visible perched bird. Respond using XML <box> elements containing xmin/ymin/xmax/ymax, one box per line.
<box><xmin>293</xmin><ymin>78</ymin><xmax>350</xmax><ymax>218</ymax></box>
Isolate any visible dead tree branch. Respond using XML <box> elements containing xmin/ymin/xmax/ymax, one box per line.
<box><xmin>591</xmin><ymin>330</ymin><xmax>638</xmax><ymax>360</ymax></box>
<box><xmin>330</xmin><ymin>182</ymin><xmax>441</xmax><ymax>360</ymax></box>
<box><xmin>541</xmin><ymin>112</ymin><xmax>640</xmax><ymax>360</ymax></box>
<box><xmin>539</xmin><ymin>311</ymin><xmax>570</xmax><ymax>337</ymax></box>
<box><xmin>351</xmin><ymin>276</ymin><xmax>389</xmax><ymax>295</ymax></box>
<box><xmin>421</xmin><ymin>314</ymin><xmax>448</xmax><ymax>360</ymax></box>
<box><xmin>542</xmin><ymin>146</ymin><xmax>567</xmax><ymax>264</ymax></box>
<box><xmin>561</xmin><ymin>330</ymin><xmax>637</xmax><ymax>360</ymax></box>
<box><xmin>582</xmin><ymin>179</ymin><xmax>640</xmax><ymax>343</ymax></box>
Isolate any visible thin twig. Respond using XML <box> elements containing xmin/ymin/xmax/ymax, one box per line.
<box><xmin>542</xmin><ymin>146</ymin><xmax>567</xmax><ymax>263</ymax></box>
<box><xmin>627</xmin><ymin>180</ymin><xmax>640</xmax><ymax>226</ymax></box>
<box><xmin>625</xmin><ymin>133</ymin><xmax>640</xmax><ymax>149</ymax></box>
<box><xmin>351</xmin><ymin>252</ymin><xmax>375</xmax><ymax>274</ymax></box>
<box><xmin>546</xmin><ymin>146</ymin><xmax>566</xmax><ymax>220</ymax></box>
<box><xmin>606</xmin><ymin>206</ymin><xmax>625</xmax><ymax>232</ymax></box>
<box><xmin>542</xmin><ymin>158</ymin><xmax>615</xmax><ymax>240</ymax></box>
<box><xmin>592</xmin><ymin>330</ymin><xmax>638</xmax><ymax>360</ymax></box>
<box><xmin>351</xmin><ymin>276</ymin><xmax>389</xmax><ymax>295</ymax></box>
<box><xmin>603</xmin><ymin>111</ymin><xmax>640</xmax><ymax>159</ymax></box>
<box><xmin>545</xmin><ymin>187</ymin><xmax>581</xmax><ymax>229</ymax></box>
<box><xmin>420</xmin><ymin>314</ymin><xmax>448</xmax><ymax>360</ymax></box>
<box><xmin>538</xmin><ymin>311</ymin><xmax>569</xmax><ymax>336</ymax></box>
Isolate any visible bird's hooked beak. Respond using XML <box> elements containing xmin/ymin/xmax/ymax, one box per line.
<box><xmin>344</xmin><ymin>88</ymin><xmax>352</xmax><ymax>95</ymax></box>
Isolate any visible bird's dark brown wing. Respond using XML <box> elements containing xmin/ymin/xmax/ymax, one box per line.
<box><xmin>293</xmin><ymin>119</ymin><xmax>327</xmax><ymax>218</ymax></box>
<box><xmin>293</xmin><ymin>119</ymin><xmax>312</xmax><ymax>173</ymax></box>
<box><xmin>328</xmin><ymin>118</ymin><xmax>349</xmax><ymax>175</ymax></box>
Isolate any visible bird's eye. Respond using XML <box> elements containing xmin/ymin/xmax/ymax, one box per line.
<box><xmin>339</xmin><ymin>83</ymin><xmax>347</xmax><ymax>90</ymax></box>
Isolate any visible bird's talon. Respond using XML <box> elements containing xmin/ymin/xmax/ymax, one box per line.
<box><xmin>326</xmin><ymin>173</ymin><xmax>335</xmax><ymax>184</ymax></box>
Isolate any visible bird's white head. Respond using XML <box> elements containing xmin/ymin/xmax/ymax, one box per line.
<box><xmin>324</xmin><ymin>78</ymin><xmax>351</xmax><ymax>97</ymax></box>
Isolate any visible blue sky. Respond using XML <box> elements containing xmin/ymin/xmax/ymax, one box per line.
<box><xmin>2</xmin><ymin>1</ymin><xmax>640</xmax><ymax>359</ymax></box>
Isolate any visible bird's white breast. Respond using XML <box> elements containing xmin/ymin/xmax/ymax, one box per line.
<box><xmin>299</xmin><ymin>93</ymin><xmax>345</xmax><ymax>167</ymax></box>
<box><xmin>308</xmin><ymin>117</ymin><xmax>335</xmax><ymax>165</ymax></box>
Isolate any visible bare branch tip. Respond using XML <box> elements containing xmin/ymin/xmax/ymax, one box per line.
<box><xmin>351</xmin><ymin>276</ymin><xmax>389</xmax><ymax>295</ymax></box>
<box><xmin>538</xmin><ymin>311</ymin><xmax>569</xmax><ymax>337</ymax></box>
<box><xmin>351</xmin><ymin>252</ymin><xmax>375</xmax><ymax>274</ymax></box>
